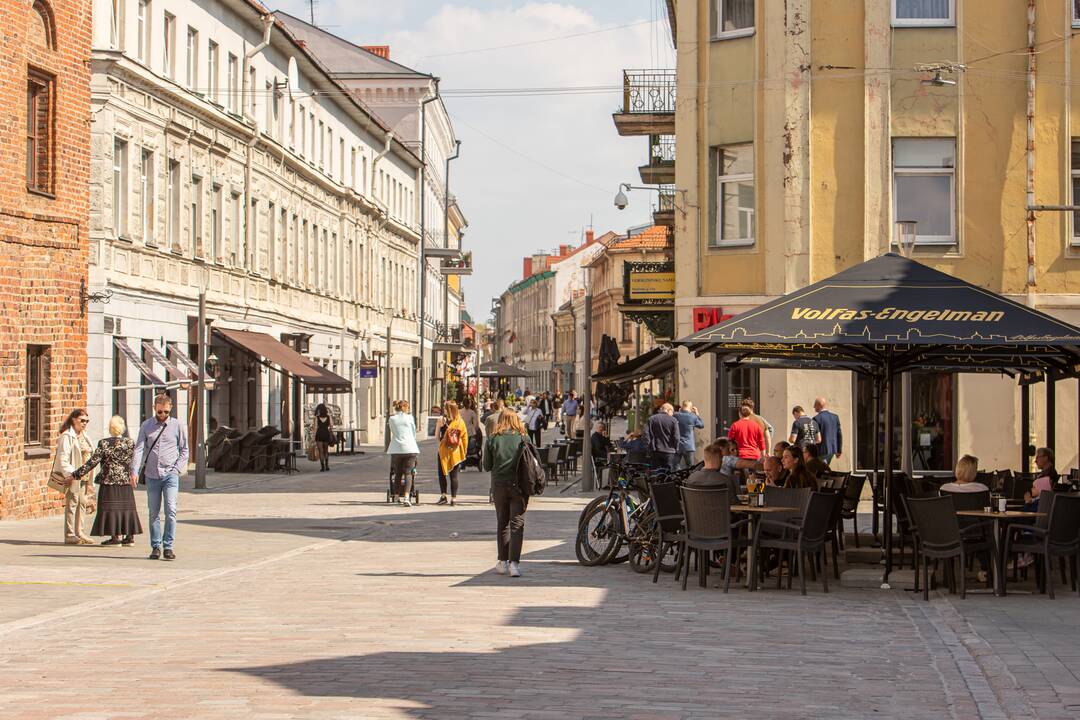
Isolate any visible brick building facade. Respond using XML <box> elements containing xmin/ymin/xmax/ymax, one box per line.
<box><xmin>0</xmin><ymin>0</ymin><xmax>92</xmax><ymax>518</ymax></box>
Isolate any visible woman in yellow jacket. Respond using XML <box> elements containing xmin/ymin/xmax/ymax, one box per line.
<box><xmin>437</xmin><ymin>400</ymin><xmax>469</xmax><ymax>506</ymax></box>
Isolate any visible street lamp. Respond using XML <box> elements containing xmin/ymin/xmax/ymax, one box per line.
<box><xmin>895</xmin><ymin>220</ymin><xmax>917</xmax><ymax>258</ymax></box>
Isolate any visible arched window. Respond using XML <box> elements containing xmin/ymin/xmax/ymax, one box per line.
<box><xmin>30</xmin><ymin>0</ymin><xmax>56</xmax><ymax>50</ymax></box>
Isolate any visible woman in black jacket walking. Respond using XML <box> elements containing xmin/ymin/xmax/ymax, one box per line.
<box><xmin>483</xmin><ymin>409</ymin><xmax>529</xmax><ymax>577</ymax></box>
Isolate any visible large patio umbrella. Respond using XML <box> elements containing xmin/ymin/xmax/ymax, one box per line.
<box><xmin>675</xmin><ymin>253</ymin><xmax>1080</xmax><ymax>585</ymax></box>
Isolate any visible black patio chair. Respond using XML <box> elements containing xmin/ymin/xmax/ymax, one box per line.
<box><xmin>905</xmin><ymin>495</ymin><xmax>968</xmax><ymax>601</ymax></box>
<box><xmin>649</xmin><ymin>481</ymin><xmax>686</xmax><ymax>584</ymax></box>
<box><xmin>679</xmin><ymin>486</ymin><xmax>748</xmax><ymax>593</ymax></box>
<box><xmin>1004</xmin><ymin>493</ymin><xmax>1080</xmax><ymax>599</ymax></box>
<box><xmin>938</xmin><ymin>489</ymin><xmax>995</xmax><ymax>589</ymax></box>
<box><xmin>755</xmin><ymin>492</ymin><xmax>839</xmax><ymax>595</ymax></box>
<box><xmin>840</xmin><ymin>473</ymin><xmax>867</xmax><ymax>549</ymax></box>
<box><xmin>555</xmin><ymin>443</ymin><xmax>570</xmax><ymax>484</ymax></box>
<box><xmin>539</xmin><ymin>446</ymin><xmax>561</xmax><ymax>486</ymax></box>
<box><xmin>567</xmin><ymin>438</ymin><xmax>583</xmax><ymax>473</ymax></box>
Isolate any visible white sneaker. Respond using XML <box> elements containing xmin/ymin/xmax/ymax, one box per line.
<box><xmin>495</xmin><ymin>561</ymin><xmax>508</xmax><ymax>575</ymax></box>
<box><xmin>400</xmin><ymin>498</ymin><xmax>412</xmax><ymax>507</ymax></box>
<box><xmin>509</xmin><ymin>562</ymin><xmax>521</xmax><ymax>578</ymax></box>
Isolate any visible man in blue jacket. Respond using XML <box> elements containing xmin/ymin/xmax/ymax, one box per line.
<box><xmin>813</xmin><ymin>396</ymin><xmax>843</xmax><ymax>465</ymax></box>
<box><xmin>673</xmin><ymin>400</ymin><xmax>705</xmax><ymax>468</ymax></box>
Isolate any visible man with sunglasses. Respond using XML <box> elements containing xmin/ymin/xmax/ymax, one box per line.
<box><xmin>131</xmin><ymin>394</ymin><xmax>189</xmax><ymax>560</ymax></box>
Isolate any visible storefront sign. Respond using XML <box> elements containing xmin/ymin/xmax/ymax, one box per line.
<box><xmin>358</xmin><ymin>360</ymin><xmax>378</xmax><ymax>379</ymax></box>
<box><xmin>623</xmin><ymin>261</ymin><xmax>675</xmax><ymax>304</ymax></box>
<box><xmin>693</xmin><ymin>307</ymin><xmax>734</xmax><ymax>332</ymax></box>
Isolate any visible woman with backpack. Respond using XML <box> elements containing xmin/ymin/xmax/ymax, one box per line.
<box><xmin>484</xmin><ymin>409</ymin><xmax>529</xmax><ymax>577</ymax></box>
<box><xmin>436</xmin><ymin>400</ymin><xmax>468</xmax><ymax>506</ymax></box>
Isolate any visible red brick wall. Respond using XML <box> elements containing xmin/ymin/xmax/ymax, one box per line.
<box><xmin>0</xmin><ymin>0</ymin><xmax>91</xmax><ymax>519</ymax></box>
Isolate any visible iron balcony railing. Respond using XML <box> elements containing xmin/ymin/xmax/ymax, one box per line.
<box><xmin>623</xmin><ymin>69</ymin><xmax>676</xmax><ymax>115</ymax></box>
<box><xmin>656</xmin><ymin>185</ymin><xmax>676</xmax><ymax>213</ymax></box>
<box><xmin>649</xmin><ymin>134</ymin><xmax>676</xmax><ymax>166</ymax></box>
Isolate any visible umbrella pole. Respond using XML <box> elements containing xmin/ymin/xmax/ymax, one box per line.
<box><xmin>882</xmin><ymin>355</ymin><xmax>895</xmax><ymax>588</ymax></box>
<box><xmin>871</xmin><ymin>375</ymin><xmax>882</xmax><ymax>542</ymax></box>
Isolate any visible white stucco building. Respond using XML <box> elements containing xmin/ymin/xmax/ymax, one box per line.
<box><xmin>87</xmin><ymin>0</ymin><xmax>427</xmax><ymax>449</ymax></box>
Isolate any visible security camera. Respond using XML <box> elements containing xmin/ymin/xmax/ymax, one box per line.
<box><xmin>614</xmin><ymin>187</ymin><xmax>629</xmax><ymax>210</ymax></box>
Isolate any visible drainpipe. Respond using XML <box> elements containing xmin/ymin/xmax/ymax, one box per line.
<box><xmin>242</xmin><ymin>14</ymin><xmax>274</xmax><ymax>273</ymax></box>
<box><xmin>439</xmin><ymin>140</ymin><xmax>462</xmax><ymax>401</ymax></box>
<box><xmin>1025</xmin><ymin>0</ymin><xmax>1037</xmax><ymax>308</ymax></box>
<box><xmin>417</xmin><ymin>84</ymin><xmax>441</xmax><ymax>430</ymax></box>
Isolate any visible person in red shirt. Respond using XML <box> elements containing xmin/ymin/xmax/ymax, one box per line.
<box><xmin>727</xmin><ymin>404</ymin><xmax>767</xmax><ymax>460</ymax></box>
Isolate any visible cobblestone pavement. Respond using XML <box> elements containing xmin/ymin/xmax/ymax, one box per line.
<box><xmin>0</xmin><ymin>445</ymin><xmax>1078</xmax><ymax>719</ymax></box>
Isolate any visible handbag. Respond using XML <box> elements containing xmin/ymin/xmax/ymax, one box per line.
<box><xmin>446</xmin><ymin>427</ymin><xmax>462</xmax><ymax>448</ymax></box>
<box><xmin>47</xmin><ymin>470</ymin><xmax>69</xmax><ymax>494</ymax></box>
<box><xmin>137</xmin><ymin>422</ymin><xmax>168</xmax><ymax>485</ymax></box>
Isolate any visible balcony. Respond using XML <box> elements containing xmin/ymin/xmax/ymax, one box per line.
<box><xmin>425</xmin><ymin>245</ymin><xmax>462</xmax><ymax>260</ymax></box>
<box><xmin>653</xmin><ymin>185</ymin><xmax>675</xmax><ymax>227</ymax></box>
<box><xmin>613</xmin><ymin>69</ymin><xmax>676</xmax><ymax>137</ymax></box>
<box><xmin>441</xmin><ymin>251</ymin><xmax>473</xmax><ymax>276</ymax></box>
<box><xmin>639</xmin><ymin>133</ymin><xmax>675</xmax><ymax>185</ymax></box>
<box><xmin>433</xmin><ymin>324</ymin><xmax>467</xmax><ymax>352</ymax></box>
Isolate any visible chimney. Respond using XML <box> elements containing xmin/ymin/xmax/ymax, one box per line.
<box><xmin>585</xmin><ymin>230</ymin><xmax>595</xmax><ymax>245</ymax></box>
<box><xmin>523</xmin><ymin>257</ymin><xmax>533</xmax><ymax>278</ymax></box>
<box><xmin>362</xmin><ymin>45</ymin><xmax>391</xmax><ymax>60</ymax></box>
<box><xmin>560</xmin><ymin>244</ymin><xmax>571</xmax><ymax>257</ymax></box>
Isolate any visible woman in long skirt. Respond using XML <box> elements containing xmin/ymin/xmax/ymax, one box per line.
<box><xmin>72</xmin><ymin>415</ymin><xmax>143</xmax><ymax>546</ymax></box>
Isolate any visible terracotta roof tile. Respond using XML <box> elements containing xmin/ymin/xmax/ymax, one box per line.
<box><xmin>608</xmin><ymin>225</ymin><xmax>671</xmax><ymax>250</ymax></box>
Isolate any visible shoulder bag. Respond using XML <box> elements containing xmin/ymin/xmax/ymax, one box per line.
<box><xmin>137</xmin><ymin>421</ymin><xmax>168</xmax><ymax>486</ymax></box>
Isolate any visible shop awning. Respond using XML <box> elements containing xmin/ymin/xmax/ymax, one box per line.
<box><xmin>167</xmin><ymin>341</ymin><xmax>200</xmax><ymax>380</ymax></box>
<box><xmin>592</xmin><ymin>347</ymin><xmax>676</xmax><ymax>384</ymax></box>
<box><xmin>113</xmin><ymin>337</ymin><xmax>166</xmax><ymax>386</ymax></box>
<box><xmin>141</xmin><ymin>340</ymin><xmax>186</xmax><ymax>381</ymax></box>
<box><xmin>214</xmin><ymin>328</ymin><xmax>352</xmax><ymax>394</ymax></box>
<box><xmin>476</xmin><ymin>361</ymin><xmax>532</xmax><ymax>378</ymax></box>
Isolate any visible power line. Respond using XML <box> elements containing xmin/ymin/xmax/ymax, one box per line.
<box><xmin>419</xmin><ymin>19</ymin><xmax>659</xmax><ymax>60</ymax></box>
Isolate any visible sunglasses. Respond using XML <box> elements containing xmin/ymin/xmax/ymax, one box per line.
<box><xmin>155</xmin><ymin>410</ymin><xmax>170</xmax><ymax>416</ymax></box>
<box><xmin>78</xmin><ymin>417</ymin><xmax>90</xmax><ymax>423</ymax></box>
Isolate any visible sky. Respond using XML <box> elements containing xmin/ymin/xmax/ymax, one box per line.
<box><xmin>268</xmin><ymin>0</ymin><xmax>676</xmax><ymax>322</ymax></box>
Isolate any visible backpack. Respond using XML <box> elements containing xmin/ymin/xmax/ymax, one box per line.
<box><xmin>516</xmin><ymin>440</ymin><xmax>546</xmax><ymax>497</ymax></box>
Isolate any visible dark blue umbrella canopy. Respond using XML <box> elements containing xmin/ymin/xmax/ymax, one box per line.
<box><xmin>676</xmin><ymin>254</ymin><xmax>1080</xmax><ymax>377</ymax></box>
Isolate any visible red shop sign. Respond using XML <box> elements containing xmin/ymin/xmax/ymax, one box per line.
<box><xmin>692</xmin><ymin>307</ymin><xmax>733</xmax><ymax>332</ymax></box>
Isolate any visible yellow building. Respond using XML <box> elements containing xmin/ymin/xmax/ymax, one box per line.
<box><xmin>648</xmin><ymin>0</ymin><xmax>1080</xmax><ymax>473</ymax></box>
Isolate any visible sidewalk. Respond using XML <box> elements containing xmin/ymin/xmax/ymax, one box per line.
<box><xmin>0</xmin><ymin>445</ymin><xmax>1077</xmax><ymax>718</ymax></box>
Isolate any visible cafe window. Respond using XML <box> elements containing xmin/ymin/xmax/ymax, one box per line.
<box><xmin>1071</xmin><ymin>140</ymin><xmax>1080</xmax><ymax>244</ymax></box>
<box><xmin>713</xmin><ymin>143</ymin><xmax>755</xmax><ymax>247</ymax></box>
<box><xmin>716</xmin><ymin>365</ymin><xmax>759</xmax><ymax>436</ymax></box>
<box><xmin>892</xmin><ymin>0</ymin><xmax>954</xmax><ymax>26</ymax></box>
<box><xmin>713</xmin><ymin>0</ymin><xmax>754</xmax><ymax>38</ymax></box>
<box><xmin>854</xmin><ymin>371</ymin><xmax>955</xmax><ymax>472</ymax></box>
<box><xmin>25</xmin><ymin>345</ymin><xmax>48</xmax><ymax>446</ymax></box>
<box><xmin>892</xmin><ymin>138</ymin><xmax>956</xmax><ymax>247</ymax></box>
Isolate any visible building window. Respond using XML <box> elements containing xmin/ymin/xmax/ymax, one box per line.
<box><xmin>247</xmin><ymin>66</ymin><xmax>256</xmax><ymax>116</ymax></box>
<box><xmin>854</xmin><ymin>372</ymin><xmax>954</xmax><ymax>471</ymax></box>
<box><xmin>25</xmin><ymin>345</ymin><xmax>48</xmax><ymax>446</ymax></box>
<box><xmin>113</xmin><ymin>138</ymin><xmax>129</xmax><ymax>238</ymax></box>
<box><xmin>892</xmin><ymin>138</ymin><xmax>956</xmax><ymax>246</ymax></box>
<box><xmin>1075</xmin><ymin>0</ymin><xmax>1080</xmax><ymax>28</ymax></box>
<box><xmin>136</xmin><ymin>0</ymin><xmax>149</xmax><ymax>63</ymax></box>
<box><xmin>267</xmin><ymin>202</ymin><xmax>277</xmax><ymax>279</ymax></box>
<box><xmin>109</xmin><ymin>0</ymin><xmax>124</xmax><ymax>49</ymax></box>
<box><xmin>892</xmin><ymin>0</ymin><xmax>954</xmax><ymax>27</ymax></box>
<box><xmin>227</xmin><ymin>53</ymin><xmax>238</xmax><ymax>113</ymax></box>
<box><xmin>26</xmin><ymin>69</ymin><xmax>54</xmax><ymax>195</ymax></box>
<box><xmin>207</xmin><ymin>41</ymin><xmax>218</xmax><ymax>103</ymax></box>
<box><xmin>185</xmin><ymin>28</ymin><xmax>198</xmax><ymax>90</ymax></box>
<box><xmin>713</xmin><ymin>143</ymin><xmax>754</xmax><ymax>247</ymax></box>
<box><xmin>289</xmin><ymin>98</ymin><xmax>296</xmax><ymax>148</ymax></box>
<box><xmin>272</xmin><ymin>83</ymin><xmax>281</xmax><ymax>137</ymax></box>
<box><xmin>250</xmin><ymin>197</ymin><xmax>259</xmax><ymax>271</ymax></box>
<box><xmin>318</xmin><ymin>120</ymin><xmax>325</xmax><ymax>168</ymax></box>
<box><xmin>230</xmin><ymin>190</ymin><xmax>241</xmax><ymax>265</ymax></box>
<box><xmin>210</xmin><ymin>184</ymin><xmax>221</xmax><ymax>261</ymax></box>
<box><xmin>111</xmin><ymin>339</ymin><xmax>127</xmax><ymax>424</ymax></box>
<box><xmin>140</xmin><ymin>148</ymin><xmax>154</xmax><ymax>245</ymax></box>
<box><xmin>162</xmin><ymin>12</ymin><xmax>175</xmax><ymax>78</ymax></box>
<box><xmin>190</xmin><ymin>174</ymin><xmax>202</xmax><ymax>258</ymax></box>
<box><xmin>31</xmin><ymin>0</ymin><xmax>55</xmax><ymax>49</ymax></box>
<box><xmin>713</xmin><ymin>0</ymin><xmax>754</xmax><ymax>38</ymax></box>
<box><xmin>1071</xmin><ymin>140</ymin><xmax>1080</xmax><ymax>244</ymax></box>
<box><xmin>166</xmin><ymin>158</ymin><xmax>180</xmax><ymax>250</ymax></box>
<box><xmin>339</xmin><ymin>137</ymin><xmax>345</xmax><ymax>183</ymax></box>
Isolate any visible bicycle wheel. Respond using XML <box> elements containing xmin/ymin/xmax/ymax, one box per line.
<box><xmin>628</xmin><ymin>539</ymin><xmax>657</xmax><ymax>573</ymax></box>
<box><xmin>575</xmin><ymin>501</ymin><xmax>620</xmax><ymax>566</ymax></box>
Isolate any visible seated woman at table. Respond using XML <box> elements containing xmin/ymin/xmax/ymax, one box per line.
<box><xmin>619</xmin><ymin>431</ymin><xmax>650</xmax><ymax>464</ymax></box>
<box><xmin>780</xmin><ymin>445</ymin><xmax>818</xmax><ymax>490</ymax></box>
<box><xmin>939</xmin><ymin>455</ymin><xmax>989</xmax><ymax>493</ymax></box>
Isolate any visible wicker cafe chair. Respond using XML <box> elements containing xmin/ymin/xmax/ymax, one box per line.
<box><xmin>649</xmin><ymin>481</ymin><xmax>686</xmax><ymax>584</ymax></box>
<box><xmin>939</xmin><ymin>488</ymin><xmax>994</xmax><ymax>589</ymax></box>
<box><xmin>540</xmin><ymin>446</ymin><xmax>561</xmax><ymax>486</ymax></box>
<box><xmin>1004</xmin><ymin>493</ymin><xmax>1080</xmax><ymax>599</ymax></box>
<box><xmin>905</xmin><ymin>495</ymin><xmax>969</xmax><ymax>601</ymax></box>
<box><xmin>754</xmin><ymin>492</ymin><xmax>839</xmax><ymax>595</ymax></box>
<box><xmin>679</xmin><ymin>486</ymin><xmax>748</xmax><ymax>593</ymax></box>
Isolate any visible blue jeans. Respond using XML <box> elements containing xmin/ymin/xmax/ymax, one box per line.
<box><xmin>821</xmin><ymin>454</ymin><xmax>835</xmax><ymax>465</ymax></box>
<box><xmin>146</xmin><ymin>472</ymin><xmax>179</xmax><ymax>549</ymax></box>
<box><xmin>679</xmin><ymin>451</ymin><xmax>696</xmax><ymax>468</ymax></box>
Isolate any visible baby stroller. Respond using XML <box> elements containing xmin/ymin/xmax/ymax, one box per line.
<box><xmin>462</xmin><ymin>431</ymin><xmax>484</xmax><ymax>471</ymax></box>
<box><xmin>387</xmin><ymin>466</ymin><xmax>420</xmax><ymax>505</ymax></box>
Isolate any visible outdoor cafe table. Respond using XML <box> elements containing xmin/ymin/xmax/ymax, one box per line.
<box><xmin>957</xmin><ymin>509</ymin><xmax>1044</xmax><ymax>597</ymax></box>
<box><xmin>732</xmin><ymin>503</ymin><xmax>800</xmax><ymax>592</ymax></box>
